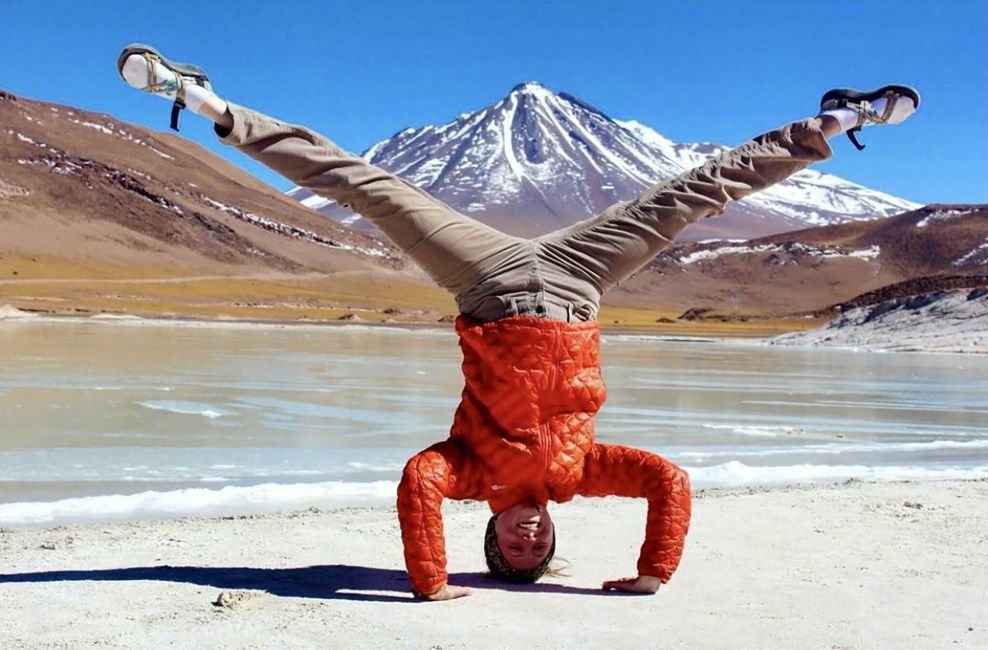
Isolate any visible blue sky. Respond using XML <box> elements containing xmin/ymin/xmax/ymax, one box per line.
<box><xmin>2</xmin><ymin>0</ymin><xmax>985</xmax><ymax>204</ymax></box>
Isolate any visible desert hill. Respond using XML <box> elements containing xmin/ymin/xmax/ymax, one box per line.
<box><xmin>0</xmin><ymin>89</ymin><xmax>451</xmax><ymax>321</ymax></box>
<box><xmin>607</xmin><ymin>204</ymin><xmax>988</xmax><ymax>320</ymax></box>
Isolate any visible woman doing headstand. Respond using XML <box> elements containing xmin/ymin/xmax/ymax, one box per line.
<box><xmin>118</xmin><ymin>44</ymin><xmax>918</xmax><ymax>600</ymax></box>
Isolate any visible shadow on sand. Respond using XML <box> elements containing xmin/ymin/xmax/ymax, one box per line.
<box><xmin>0</xmin><ymin>564</ymin><xmax>614</xmax><ymax>603</ymax></box>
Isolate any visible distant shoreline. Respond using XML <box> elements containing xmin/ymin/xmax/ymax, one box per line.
<box><xmin>5</xmin><ymin>304</ymin><xmax>987</xmax><ymax>354</ymax></box>
<box><xmin>0</xmin><ymin>302</ymin><xmax>825</xmax><ymax>340</ymax></box>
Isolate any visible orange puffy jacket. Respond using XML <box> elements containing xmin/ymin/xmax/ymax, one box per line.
<box><xmin>397</xmin><ymin>315</ymin><xmax>691</xmax><ymax>595</ymax></box>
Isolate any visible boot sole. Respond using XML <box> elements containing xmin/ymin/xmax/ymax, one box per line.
<box><xmin>820</xmin><ymin>84</ymin><xmax>920</xmax><ymax>109</ymax></box>
<box><xmin>116</xmin><ymin>43</ymin><xmax>210</xmax><ymax>87</ymax></box>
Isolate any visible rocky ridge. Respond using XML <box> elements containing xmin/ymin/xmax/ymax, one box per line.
<box><xmin>606</xmin><ymin>204</ymin><xmax>988</xmax><ymax>316</ymax></box>
<box><xmin>770</xmin><ymin>287</ymin><xmax>988</xmax><ymax>353</ymax></box>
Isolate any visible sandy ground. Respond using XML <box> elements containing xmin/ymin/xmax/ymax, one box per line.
<box><xmin>1</xmin><ymin>480</ymin><xmax>986</xmax><ymax>649</ymax></box>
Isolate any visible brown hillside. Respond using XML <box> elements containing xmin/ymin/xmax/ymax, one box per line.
<box><xmin>606</xmin><ymin>204</ymin><xmax>988</xmax><ymax>319</ymax></box>
<box><xmin>0</xmin><ymin>89</ymin><xmax>454</xmax><ymax>322</ymax></box>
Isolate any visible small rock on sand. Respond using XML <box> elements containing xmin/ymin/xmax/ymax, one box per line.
<box><xmin>213</xmin><ymin>590</ymin><xmax>264</xmax><ymax>609</ymax></box>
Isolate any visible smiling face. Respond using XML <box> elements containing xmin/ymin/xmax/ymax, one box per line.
<box><xmin>493</xmin><ymin>502</ymin><xmax>555</xmax><ymax>570</ymax></box>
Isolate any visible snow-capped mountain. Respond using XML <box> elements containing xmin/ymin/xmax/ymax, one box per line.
<box><xmin>288</xmin><ymin>82</ymin><xmax>920</xmax><ymax>240</ymax></box>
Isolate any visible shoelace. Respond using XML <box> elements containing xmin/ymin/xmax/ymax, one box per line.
<box><xmin>140</xmin><ymin>51</ymin><xmax>189</xmax><ymax>132</ymax></box>
<box><xmin>841</xmin><ymin>94</ymin><xmax>897</xmax><ymax>151</ymax></box>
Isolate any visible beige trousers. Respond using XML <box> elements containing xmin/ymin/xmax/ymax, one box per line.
<box><xmin>218</xmin><ymin>106</ymin><xmax>832</xmax><ymax>322</ymax></box>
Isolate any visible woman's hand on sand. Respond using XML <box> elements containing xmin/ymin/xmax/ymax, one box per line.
<box><xmin>422</xmin><ymin>584</ymin><xmax>472</xmax><ymax>601</ymax></box>
<box><xmin>602</xmin><ymin>575</ymin><xmax>661</xmax><ymax>594</ymax></box>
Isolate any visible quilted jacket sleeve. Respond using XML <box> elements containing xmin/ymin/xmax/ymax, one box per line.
<box><xmin>577</xmin><ymin>443</ymin><xmax>691</xmax><ymax>582</ymax></box>
<box><xmin>396</xmin><ymin>439</ymin><xmax>473</xmax><ymax>596</ymax></box>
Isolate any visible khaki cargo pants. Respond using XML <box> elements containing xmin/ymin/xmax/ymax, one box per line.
<box><xmin>219</xmin><ymin>106</ymin><xmax>832</xmax><ymax>322</ymax></box>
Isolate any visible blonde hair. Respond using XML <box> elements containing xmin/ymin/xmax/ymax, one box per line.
<box><xmin>542</xmin><ymin>556</ymin><xmax>571</xmax><ymax>579</ymax></box>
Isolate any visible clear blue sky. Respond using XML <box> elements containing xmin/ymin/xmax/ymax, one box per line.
<box><xmin>3</xmin><ymin>0</ymin><xmax>985</xmax><ymax>205</ymax></box>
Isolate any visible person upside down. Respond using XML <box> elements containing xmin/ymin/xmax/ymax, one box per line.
<box><xmin>117</xmin><ymin>44</ymin><xmax>919</xmax><ymax>600</ymax></box>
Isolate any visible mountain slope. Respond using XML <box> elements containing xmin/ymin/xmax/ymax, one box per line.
<box><xmin>0</xmin><ymin>88</ymin><xmax>456</xmax><ymax>321</ymax></box>
<box><xmin>288</xmin><ymin>82</ymin><xmax>919</xmax><ymax>239</ymax></box>
<box><xmin>0</xmin><ymin>89</ymin><xmax>402</xmax><ymax>273</ymax></box>
<box><xmin>771</xmin><ymin>287</ymin><xmax>988</xmax><ymax>353</ymax></box>
<box><xmin>605</xmin><ymin>204</ymin><xmax>988</xmax><ymax>316</ymax></box>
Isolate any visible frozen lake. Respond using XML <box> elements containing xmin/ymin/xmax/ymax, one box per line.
<box><xmin>1</xmin><ymin>319</ymin><xmax>986</xmax><ymax>524</ymax></box>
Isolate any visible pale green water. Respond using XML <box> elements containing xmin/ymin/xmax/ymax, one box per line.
<box><xmin>1</xmin><ymin>319</ymin><xmax>986</xmax><ymax>523</ymax></box>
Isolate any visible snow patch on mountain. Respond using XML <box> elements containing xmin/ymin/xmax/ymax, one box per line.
<box><xmin>916</xmin><ymin>207</ymin><xmax>980</xmax><ymax>228</ymax></box>
<box><xmin>674</xmin><ymin>243</ymin><xmax>881</xmax><ymax>265</ymax></box>
<box><xmin>955</xmin><ymin>241</ymin><xmax>988</xmax><ymax>267</ymax></box>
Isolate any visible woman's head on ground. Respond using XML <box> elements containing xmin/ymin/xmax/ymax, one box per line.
<box><xmin>484</xmin><ymin>502</ymin><xmax>555</xmax><ymax>582</ymax></box>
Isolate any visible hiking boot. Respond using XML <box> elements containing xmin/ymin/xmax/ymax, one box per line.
<box><xmin>820</xmin><ymin>85</ymin><xmax>920</xmax><ymax>150</ymax></box>
<box><xmin>117</xmin><ymin>43</ymin><xmax>212</xmax><ymax>131</ymax></box>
